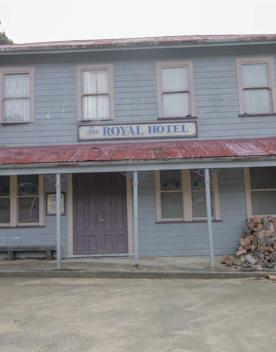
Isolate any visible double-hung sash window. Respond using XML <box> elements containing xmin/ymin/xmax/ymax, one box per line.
<box><xmin>245</xmin><ymin>167</ymin><xmax>276</xmax><ymax>217</ymax></box>
<box><xmin>78</xmin><ymin>65</ymin><xmax>114</xmax><ymax>121</ymax></box>
<box><xmin>17</xmin><ymin>175</ymin><xmax>40</xmax><ymax>224</ymax></box>
<box><xmin>159</xmin><ymin>170</ymin><xmax>184</xmax><ymax>220</ymax></box>
<box><xmin>0</xmin><ymin>67</ymin><xmax>34</xmax><ymax>123</ymax></box>
<box><xmin>237</xmin><ymin>58</ymin><xmax>276</xmax><ymax>115</ymax></box>
<box><xmin>156</xmin><ymin>170</ymin><xmax>220</xmax><ymax>222</ymax></box>
<box><xmin>0</xmin><ymin>175</ymin><xmax>43</xmax><ymax>227</ymax></box>
<box><xmin>157</xmin><ymin>62</ymin><xmax>195</xmax><ymax>119</ymax></box>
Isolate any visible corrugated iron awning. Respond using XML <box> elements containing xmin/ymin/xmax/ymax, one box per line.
<box><xmin>1</xmin><ymin>137</ymin><xmax>276</xmax><ymax>167</ymax></box>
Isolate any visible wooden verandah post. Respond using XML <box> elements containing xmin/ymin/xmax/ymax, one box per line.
<box><xmin>204</xmin><ymin>168</ymin><xmax>215</xmax><ymax>268</ymax></box>
<box><xmin>56</xmin><ymin>173</ymin><xmax>62</xmax><ymax>269</ymax></box>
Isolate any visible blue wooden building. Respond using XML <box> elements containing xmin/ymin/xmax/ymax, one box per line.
<box><xmin>1</xmin><ymin>34</ymin><xmax>276</xmax><ymax>266</ymax></box>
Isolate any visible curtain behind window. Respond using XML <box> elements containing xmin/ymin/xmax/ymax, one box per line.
<box><xmin>4</xmin><ymin>74</ymin><xmax>30</xmax><ymax>122</ymax></box>
<box><xmin>161</xmin><ymin>67</ymin><xmax>189</xmax><ymax>117</ymax></box>
<box><xmin>82</xmin><ymin>70</ymin><xmax>110</xmax><ymax>120</ymax></box>
<box><xmin>241</xmin><ymin>64</ymin><xmax>271</xmax><ymax>114</ymax></box>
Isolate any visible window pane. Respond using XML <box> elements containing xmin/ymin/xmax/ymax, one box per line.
<box><xmin>0</xmin><ymin>176</ymin><xmax>10</xmax><ymax>196</ymax></box>
<box><xmin>4</xmin><ymin>99</ymin><xmax>30</xmax><ymax>122</ymax></box>
<box><xmin>191</xmin><ymin>170</ymin><xmax>205</xmax><ymax>190</ymax></box>
<box><xmin>0</xmin><ymin>198</ymin><xmax>10</xmax><ymax>223</ymax></box>
<box><xmin>244</xmin><ymin>89</ymin><xmax>271</xmax><ymax>114</ymax></box>
<box><xmin>96</xmin><ymin>71</ymin><xmax>109</xmax><ymax>93</ymax></box>
<box><xmin>97</xmin><ymin>95</ymin><xmax>110</xmax><ymax>118</ymax></box>
<box><xmin>162</xmin><ymin>67</ymin><xmax>188</xmax><ymax>91</ymax></box>
<box><xmin>192</xmin><ymin>191</ymin><xmax>207</xmax><ymax>218</ymax></box>
<box><xmin>82</xmin><ymin>96</ymin><xmax>97</xmax><ymax>120</ymax></box>
<box><xmin>252</xmin><ymin>191</ymin><xmax>276</xmax><ymax>215</ymax></box>
<box><xmin>160</xmin><ymin>170</ymin><xmax>182</xmax><ymax>191</ymax></box>
<box><xmin>83</xmin><ymin>71</ymin><xmax>97</xmax><ymax>94</ymax></box>
<box><xmin>82</xmin><ymin>95</ymin><xmax>110</xmax><ymax>120</ymax></box>
<box><xmin>4</xmin><ymin>74</ymin><xmax>29</xmax><ymax>98</ymax></box>
<box><xmin>192</xmin><ymin>191</ymin><xmax>214</xmax><ymax>218</ymax></box>
<box><xmin>242</xmin><ymin>63</ymin><xmax>269</xmax><ymax>88</ymax></box>
<box><xmin>251</xmin><ymin>167</ymin><xmax>276</xmax><ymax>189</ymax></box>
<box><xmin>18</xmin><ymin>175</ymin><xmax>38</xmax><ymax>196</ymax></box>
<box><xmin>163</xmin><ymin>92</ymin><xmax>189</xmax><ymax>117</ymax></box>
<box><xmin>18</xmin><ymin>197</ymin><xmax>39</xmax><ymax>223</ymax></box>
<box><xmin>83</xmin><ymin>70</ymin><xmax>108</xmax><ymax>94</ymax></box>
<box><xmin>161</xmin><ymin>192</ymin><xmax>183</xmax><ymax>218</ymax></box>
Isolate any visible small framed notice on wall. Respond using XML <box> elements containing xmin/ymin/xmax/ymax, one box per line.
<box><xmin>46</xmin><ymin>193</ymin><xmax>66</xmax><ymax>215</ymax></box>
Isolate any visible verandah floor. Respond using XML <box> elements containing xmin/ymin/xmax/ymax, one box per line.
<box><xmin>0</xmin><ymin>256</ymin><xmax>275</xmax><ymax>275</ymax></box>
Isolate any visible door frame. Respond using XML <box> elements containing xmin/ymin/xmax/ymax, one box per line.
<box><xmin>67</xmin><ymin>173</ymin><xmax>133</xmax><ymax>256</ymax></box>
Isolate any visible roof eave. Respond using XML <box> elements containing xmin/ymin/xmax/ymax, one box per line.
<box><xmin>1</xmin><ymin>40</ymin><xmax>276</xmax><ymax>56</ymax></box>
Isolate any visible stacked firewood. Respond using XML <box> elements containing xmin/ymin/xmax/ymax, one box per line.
<box><xmin>222</xmin><ymin>216</ymin><xmax>276</xmax><ymax>271</ymax></box>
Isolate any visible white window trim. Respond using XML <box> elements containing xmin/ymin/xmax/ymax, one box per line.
<box><xmin>77</xmin><ymin>64</ymin><xmax>114</xmax><ymax>122</ymax></box>
<box><xmin>0</xmin><ymin>175</ymin><xmax>44</xmax><ymax>227</ymax></box>
<box><xmin>0</xmin><ymin>66</ymin><xmax>35</xmax><ymax>124</ymax></box>
<box><xmin>155</xmin><ymin>170</ymin><xmax>220</xmax><ymax>222</ymax></box>
<box><xmin>236</xmin><ymin>57</ymin><xmax>276</xmax><ymax>116</ymax></box>
<box><xmin>156</xmin><ymin>61</ymin><xmax>196</xmax><ymax>119</ymax></box>
<box><xmin>244</xmin><ymin>168</ymin><xmax>276</xmax><ymax>218</ymax></box>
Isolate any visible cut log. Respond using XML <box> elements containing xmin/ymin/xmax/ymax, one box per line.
<box><xmin>222</xmin><ymin>216</ymin><xmax>276</xmax><ymax>271</ymax></box>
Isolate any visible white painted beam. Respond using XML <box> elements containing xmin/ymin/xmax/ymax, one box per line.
<box><xmin>56</xmin><ymin>173</ymin><xmax>62</xmax><ymax>270</ymax></box>
<box><xmin>133</xmin><ymin>171</ymin><xmax>139</xmax><ymax>265</ymax></box>
<box><xmin>204</xmin><ymin>168</ymin><xmax>215</xmax><ymax>268</ymax></box>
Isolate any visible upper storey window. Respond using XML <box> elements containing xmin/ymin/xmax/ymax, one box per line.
<box><xmin>237</xmin><ymin>58</ymin><xmax>276</xmax><ymax>116</ymax></box>
<box><xmin>157</xmin><ymin>61</ymin><xmax>195</xmax><ymax>119</ymax></box>
<box><xmin>78</xmin><ymin>65</ymin><xmax>114</xmax><ymax>121</ymax></box>
<box><xmin>0</xmin><ymin>67</ymin><xmax>34</xmax><ymax>123</ymax></box>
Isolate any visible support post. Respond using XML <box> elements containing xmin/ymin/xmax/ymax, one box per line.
<box><xmin>204</xmin><ymin>168</ymin><xmax>215</xmax><ymax>268</ymax></box>
<box><xmin>133</xmin><ymin>171</ymin><xmax>139</xmax><ymax>265</ymax></box>
<box><xmin>56</xmin><ymin>173</ymin><xmax>62</xmax><ymax>269</ymax></box>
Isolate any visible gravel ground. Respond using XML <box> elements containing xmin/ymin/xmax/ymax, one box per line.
<box><xmin>0</xmin><ymin>277</ymin><xmax>275</xmax><ymax>352</ymax></box>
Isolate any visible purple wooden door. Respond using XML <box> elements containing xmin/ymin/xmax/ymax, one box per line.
<box><xmin>73</xmin><ymin>173</ymin><xmax>128</xmax><ymax>255</ymax></box>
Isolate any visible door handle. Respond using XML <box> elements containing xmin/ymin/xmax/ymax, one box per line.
<box><xmin>98</xmin><ymin>216</ymin><xmax>104</xmax><ymax>223</ymax></box>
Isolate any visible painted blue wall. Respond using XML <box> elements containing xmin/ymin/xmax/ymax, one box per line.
<box><xmin>138</xmin><ymin>169</ymin><xmax>246</xmax><ymax>256</ymax></box>
<box><xmin>0</xmin><ymin>45</ymin><xmax>274</xmax><ymax>256</ymax></box>
<box><xmin>0</xmin><ymin>168</ymin><xmax>248</xmax><ymax>257</ymax></box>
<box><xmin>1</xmin><ymin>45</ymin><xmax>276</xmax><ymax>146</ymax></box>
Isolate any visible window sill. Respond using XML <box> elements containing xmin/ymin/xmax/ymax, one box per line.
<box><xmin>156</xmin><ymin>219</ymin><xmax>222</xmax><ymax>224</ymax></box>
<box><xmin>239</xmin><ymin>113</ymin><xmax>276</xmax><ymax>118</ymax></box>
<box><xmin>157</xmin><ymin>116</ymin><xmax>197</xmax><ymax>121</ymax></box>
<box><xmin>78</xmin><ymin>119</ymin><xmax>114</xmax><ymax>125</ymax></box>
<box><xmin>1</xmin><ymin>121</ymin><xmax>34</xmax><ymax>126</ymax></box>
<box><xmin>0</xmin><ymin>225</ymin><xmax>45</xmax><ymax>229</ymax></box>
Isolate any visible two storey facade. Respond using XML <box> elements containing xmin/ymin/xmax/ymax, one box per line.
<box><xmin>1</xmin><ymin>34</ymin><xmax>276</xmax><ymax>262</ymax></box>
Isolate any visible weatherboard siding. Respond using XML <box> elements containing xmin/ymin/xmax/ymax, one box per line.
<box><xmin>0</xmin><ymin>169</ymin><xmax>246</xmax><ymax>257</ymax></box>
<box><xmin>138</xmin><ymin>169</ymin><xmax>246</xmax><ymax>256</ymax></box>
<box><xmin>0</xmin><ymin>46</ymin><xmax>275</xmax><ymax>257</ymax></box>
<box><xmin>1</xmin><ymin>47</ymin><xmax>276</xmax><ymax>146</ymax></box>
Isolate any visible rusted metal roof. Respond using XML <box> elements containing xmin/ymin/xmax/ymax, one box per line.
<box><xmin>1</xmin><ymin>137</ymin><xmax>276</xmax><ymax>167</ymax></box>
<box><xmin>1</xmin><ymin>34</ymin><xmax>276</xmax><ymax>54</ymax></box>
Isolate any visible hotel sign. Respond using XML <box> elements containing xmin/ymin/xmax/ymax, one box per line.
<box><xmin>79</xmin><ymin>121</ymin><xmax>197</xmax><ymax>141</ymax></box>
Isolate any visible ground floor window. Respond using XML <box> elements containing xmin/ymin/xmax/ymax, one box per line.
<box><xmin>0</xmin><ymin>175</ymin><xmax>44</xmax><ymax>227</ymax></box>
<box><xmin>155</xmin><ymin>170</ymin><xmax>220</xmax><ymax>222</ymax></box>
<box><xmin>245</xmin><ymin>167</ymin><xmax>276</xmax><ymax>217</ymax></box>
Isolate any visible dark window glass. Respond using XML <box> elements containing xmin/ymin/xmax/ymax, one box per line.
<box><xmin>17</xmin><ymin>175</ymin><xmax>39</xmax><ymax>223</ymax></box>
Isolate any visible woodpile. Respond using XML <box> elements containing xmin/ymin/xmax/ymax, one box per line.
<box><xmin>222</xmin><ymin>216</ymin><xmax>276</xmax><ymax>271</ymax></box>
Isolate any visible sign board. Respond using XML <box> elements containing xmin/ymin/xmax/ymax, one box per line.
<box><xmin>46</xmin><ymin>193</ymin><xmax>66</xmax><ymax>215</ymax></box>
<box><xmin>79</xmin><ymin>121</ymin><xmax>197</xmax><ymax>141</ymax></box>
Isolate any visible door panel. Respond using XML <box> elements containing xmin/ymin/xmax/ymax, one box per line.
<box><xmin>73</xmin><ymin>173</ymin><xmax>128</xmax><ymax>255</ymax></box>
